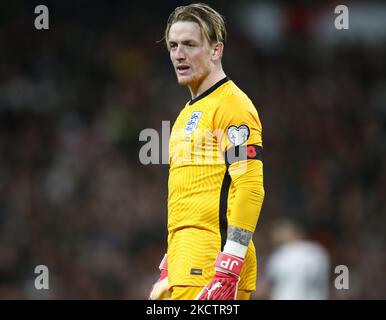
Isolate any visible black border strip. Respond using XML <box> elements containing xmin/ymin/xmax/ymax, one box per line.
<box><xmin>219</xmin><ymin>169</ymin><xmax>231</xmax><ymax>250</ymax></box>
<box><xmin>225</xmin><ymin>145</ymin><xmax>263</xmax><ymax>167</ymax></box>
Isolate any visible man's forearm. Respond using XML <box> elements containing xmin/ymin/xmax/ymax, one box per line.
<box><xmin>228</xmin><ymin>225</ymin><xmax>253</xmax><ymax>246</ymax></box>
<box><xmin>224</xmin><ymin>225</ymin><xmax>253</xmax><ymax>258</ymax></box>
<box><xmin>228</xmin><ymin>160</ymin><xmax>264</xmax><ymax>232</ymax></box>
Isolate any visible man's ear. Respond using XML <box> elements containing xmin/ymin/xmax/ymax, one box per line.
<box><xmin>212</xmin><ymin>42</ymin><xmax>224</xmax><ymax>61</ymax></box>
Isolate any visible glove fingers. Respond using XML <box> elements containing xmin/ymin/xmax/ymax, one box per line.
<box><xmin>214</xmin><ymin>280</ymin><xmax>234</xmax><ymax>300</ymax></box>
<box><xmin>198</xmin><ymin>278</ymin><xmax>238</xmax><ymax>300</ymax></box>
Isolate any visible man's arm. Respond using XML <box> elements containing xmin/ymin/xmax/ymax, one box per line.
<box><xmin>227</xmin><ymin>226</ymin><xmax>252</xmax><ymax>244</ymax></box>
<box><xmin>223</xmin><ymin>225</ymin><xmax>253</xmax><ymax>258</ymax></box>
<box><xmin>227</xmin><ymin>159</ymin><xmax>264</xmax><ymax>233</ymax></box>
<box><xmin>196</xmin><ymin>159</ymin><xmax>264</xmax><ymax>300</ymax></box>
<box><xmin>197</xmin><ymin>92</ymin><xmax>264</xmax><ymax>300</ymax></box>
<box><xmin>228</xmin><ymin>226</ymin><xmax>253</xmax><ymax>245</ymax></box>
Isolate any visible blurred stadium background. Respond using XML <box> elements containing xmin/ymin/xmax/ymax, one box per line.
<box><xmin>0</xmin><ymin>0</ymin><xmax>385</xmax><ymax>299</ymax></box>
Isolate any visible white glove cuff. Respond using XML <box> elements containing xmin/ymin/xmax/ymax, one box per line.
<box><xmin>223</xmin><ymin>240</ymin><xmax>248</xmax><ymax>259</ymax></box>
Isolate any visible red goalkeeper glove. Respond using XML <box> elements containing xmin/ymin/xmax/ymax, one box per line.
<box><xmin>148</xmin><ymin>254</ymin><xmax>170</xmax><ymax>300</ymax></box>
<box><xmin>196</xmin><ymin>252</ymin><xmax>244</xmax><ymax>300</ymax></box>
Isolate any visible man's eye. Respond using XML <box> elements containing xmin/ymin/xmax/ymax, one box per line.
<box><xmin>187</xmin><ymin>43</ymin><xmax>195</xmax><ymax>47</ymax></box>
<box><xmin>170</xmin><ymin>43</ymin><xmax>177</xmax><ymax>49</ymax></box>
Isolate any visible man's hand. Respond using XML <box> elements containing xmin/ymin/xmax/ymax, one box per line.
<box><xmin>148</xmin><ymin>254</ymin><xmax>171</xmax><ymax>300</ymax></box>
<box><xmin>196</xmin><ymin>252</ymin><xmax>244</xmax><ymax>300</ymax></box>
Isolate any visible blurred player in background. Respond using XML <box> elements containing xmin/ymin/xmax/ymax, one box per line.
<box><xmin>148</xmin><ymin>3</ymin><xmax>265</xmax><ymax>300</ymax></box>
<box><xmin>257</xmin><ymin>219</ymin><xmax>330</xmax><ymax>300</ymax></box>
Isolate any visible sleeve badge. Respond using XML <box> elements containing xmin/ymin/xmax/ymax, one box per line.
<box><xmin>227</xmin><ymin>125</ymin><xmax>250</xmax><ymax>146</ymax></box>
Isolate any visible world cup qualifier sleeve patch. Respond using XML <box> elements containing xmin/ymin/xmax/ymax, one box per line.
<box><xmin>227</xmin><ymin>125</ymin><xmax>250</xmax><ymax>146</ymax></box>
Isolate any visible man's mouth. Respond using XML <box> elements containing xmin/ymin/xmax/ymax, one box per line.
<box><xmin>176</xmin><ymin>65</ymin><xmax>190</xmax><ymax>74</ymax></box>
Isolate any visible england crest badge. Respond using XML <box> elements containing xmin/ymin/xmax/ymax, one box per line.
<box><xmin>184</xmin><ymin>111</ymin><xmax>203</xmax><ymax>134</ymax></box>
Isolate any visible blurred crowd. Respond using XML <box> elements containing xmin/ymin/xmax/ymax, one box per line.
<box><xmin>0</xmin><ymin>1</ymin><xmax>385</xmax><ymax>299</ymax></box>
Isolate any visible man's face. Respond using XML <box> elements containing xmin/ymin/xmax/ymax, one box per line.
<box><xmin>168</xmin><ymin>21</ymin><xmax>213</xmax><ymax>88</ymax></box>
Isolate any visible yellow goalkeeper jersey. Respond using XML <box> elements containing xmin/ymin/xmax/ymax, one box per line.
<box><xmin>167</xmin><ymin>77</ymin><xmax>264</xmax><ymax>291</ymax></box>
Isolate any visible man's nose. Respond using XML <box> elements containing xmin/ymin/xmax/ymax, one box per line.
<box><xmin>175</xmin><ymin>45</ymin><xmax>186</xmax><ymax>60</ymax></box>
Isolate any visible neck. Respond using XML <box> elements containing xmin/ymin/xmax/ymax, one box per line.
<box><xmin>189</xmin><ymin>68</ymin><xmax>226</xmax><ymax>99</ymax></box>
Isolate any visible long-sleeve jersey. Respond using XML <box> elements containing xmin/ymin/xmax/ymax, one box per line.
<box><xmin>167</xmin><ymin>77</ymin><xmax>264</xmax><ymax>290</ymax></box>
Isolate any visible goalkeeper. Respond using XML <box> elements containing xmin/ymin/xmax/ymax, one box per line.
<box><xmin>149</xmin><ymin>3</ymin><xmax>264</xmax><ymax>300</ymax></box>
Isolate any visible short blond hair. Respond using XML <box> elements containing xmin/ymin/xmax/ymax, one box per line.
<box><xmin>165</xmin><ymin>3</ymin><xmax>226</xmax><ymax>49</ymax></box>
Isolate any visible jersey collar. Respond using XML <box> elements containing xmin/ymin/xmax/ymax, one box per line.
<box><xmin>189</xmin><ymin>76</ymin><xmax>229</xmax><ymax>105</ymax></box>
